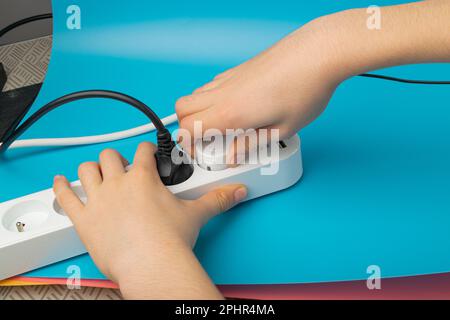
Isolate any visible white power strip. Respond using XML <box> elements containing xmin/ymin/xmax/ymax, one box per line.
<box><xmin>0</xmin><ymin>135</ymin><xmax>303</xmax><ymax>280</ymax></box>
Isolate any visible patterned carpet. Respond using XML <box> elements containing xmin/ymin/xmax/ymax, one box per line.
<box><xmin>0</xmin><ymin>285</ymin><xmax>123</xmax><ymax>300</ymax></box>
<box><xmin>0</xmin><ymin>36</ymin><xmax>52</xmax><ymax>91</ymax></box>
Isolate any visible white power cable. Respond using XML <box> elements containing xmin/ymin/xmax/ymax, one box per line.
<box><xmin>6</xmin><ymin>113</ymin><xmax>179</xmax><ymax>149</ymax></box>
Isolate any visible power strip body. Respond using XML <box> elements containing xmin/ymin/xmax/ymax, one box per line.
<box><xmin>0</xmin><ymin>135</ymin><xmax>303</xmax><ymax>280</ymax></box>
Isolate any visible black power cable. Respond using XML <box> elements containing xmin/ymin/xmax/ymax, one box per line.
<box><xmin>0</xmin><ymin>13</ymin><xmax>53</xmax><ymax>39</ymax></box>
<box><xmin>0</xmin><ymin>90</ymin><xmax>194</xmax><ymax>186</ymax></box>
<box><xmin>359</xmin><ymin>73</ymin><xmax>450</xmax><ymax>85</ymax></box>
<box><xmin>0</xmin><ymin>90</ymin><xmax>166</xmax><ymax>152</ymax></box>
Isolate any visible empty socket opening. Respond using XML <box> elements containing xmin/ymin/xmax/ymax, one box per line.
<box><xmin>2</xmin><ymin>200</ymin><xmax>50</xmax><ymax>233</ymax></box>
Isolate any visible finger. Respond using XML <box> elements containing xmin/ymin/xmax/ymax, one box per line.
<box><xmin>193</xmin><ymin>78</ymin><xmax>226</xmax><ymax>94</ymax></box>
<box><xmin>214</xmin><ymin>67</ymin><xmax>236</xmax><ymax>80</ymax></box>
<box><xmin>180</xmin><ymin>101</ymin><xmax>276</xmax><ymax>138</ymax></box>
<box><xmin>99</xmin><ymin>149</ymin><xmax>126</xmax><ymax>179</ymax></box>
<box><xmin>226</xmin><ymin>125</ymin><xmax>285</xmax><ymax>167</ymax></box>
<box><xmin>178</xmin><ymin>107</ymin><xmax>228</xmax><ymax>138</ymax></box>
<box><xmin>191</xmin><ymin>184</ymin><xmax>248</xmax><ymax>225</ymax></box>
<box><xmin>78</xmin><ymin>162</ymin><xmax>102</xmax><ymax>196</ymax></box>
<box><xmin>53</xmin><ymin>175</ymin><xmax>85</xmax><ymax>225</ymax></box>
<box><xmin>175</xmin><ymin>93</ymin><xmax>212</xmax><ymax>121</ymax></box>
<box><xmin>178</xmin><ymin>108</ymin><xmax>268</xmax><ymax>159</ymax></box>
<box><xmin>132</xmin><ymin>142</ymin><xmax>158</xmax><ymax>173</ymax></box>
<box><xmin>176</xmin><ymin>127</ymin><xmax>196</xmax><ymax>158</ymax></box>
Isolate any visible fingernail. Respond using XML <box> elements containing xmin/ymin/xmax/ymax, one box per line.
<box><xmin>54</xmin><ymin>175</ymin><xmax>64</xmax><ymax>182</ymax></box>
<box><xmin>234</xmin><ymin>187</ymin><xmax>248</xmax><ymax>203</ymax></box>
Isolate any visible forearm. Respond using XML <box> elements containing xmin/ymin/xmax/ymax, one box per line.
<box><xmin>116</xmin><ymin>242</ymin><xmax>224</xmax><ymax>300</ymax></box>
<box><xmin>308</xmin><ymin>0</ymin><xmax>450</xmax><ymax>83</ymax></box>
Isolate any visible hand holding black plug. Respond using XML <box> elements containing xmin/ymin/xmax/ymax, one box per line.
<box><xmin>0</xmin><ymin>89</ymin><xmax>194</xmax><ymax>185</ymax></box>
<box><xmin>155</xmin><ymin>129</ymin><xmax>194</xmax><ymax>186</ymax></box>
<box><xmin>53</xmin><ymin>142</ymin><xmax>247</xmax><ymax>299</ymax></box>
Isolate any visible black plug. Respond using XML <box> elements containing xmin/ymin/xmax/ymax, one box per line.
<box><xmin>155</xmin><ymin>129</ymin><xmax>194</xmax><ymax>186</ymax></box>
<box><xmin>0</xmin><ymin>63</ymin><xmax>6</xmax><ymax>92</ymax></box>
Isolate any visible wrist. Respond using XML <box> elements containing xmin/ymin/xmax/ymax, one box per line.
<box><xmin>111</xmin><ymin>237</ymin><xmax>189</xmax><ymax>283</ymax></box>
<box><xmin>115</xmin><ymin>242</ymin><xmax>222</xmax><ymax>300</ymax></box>
<box><xmin>287</xmin><ymin>10</ymin><xmax>361</xmax><ymax>88</ymax></box>
<box><xmin>312</xmin><ymin>8</ymin><xmax>367</xmax><ymax>81</ymax></box>
<box><xmin>312</xmin><ymin>2</ymin><xmax>450</xmax><ymax>82</ymax></box>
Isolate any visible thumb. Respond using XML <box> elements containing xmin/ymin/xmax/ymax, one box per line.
<box><xmin>192</xmin><ymin>184</ymin><xmax>248</xmax><ymax>225</ymax></box>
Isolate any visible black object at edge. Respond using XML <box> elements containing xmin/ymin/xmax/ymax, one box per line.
<box><xmin>0</xmin><ymin>83</ymin><xmax>42</xmax><ymax>143</ymax></box>
<box><xmin>0</xmin><ymin>63</ymin><xmax>6</xmax><ymax>91</ymax></box>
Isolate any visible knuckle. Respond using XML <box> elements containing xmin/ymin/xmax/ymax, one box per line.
<box><xmin>78</xmin><ymin>162</ymin><xmax>97</xmax><ymax>175</ymax></box>
<box><xmin>135</xmin><ymin>160</ymin><xmax>153</xmax><ymax>173</ymax></box>
<box><xmin>215</xmin><ymin>191</ymin><xmax>231</xmax><ymax>212</ymax></box>
<box><xmin>198</xmin><ymin>83</ymin><xmax>211</xmax><ymax>91</ymax></box>
<box><xmin>138</xmin><ymin>141</ymin><xmax>156</xmax><ymax>153</ymax></box>
<box><xmin>57</xmin><ymin>189</ymin><xmax>70</xmax><ymax>202</ymax></box>
<box><xmin>193</xmin><ymin>87</ymin><xmax>203</xmax><ymax>94</ymax></box>
<box><xmin>175</xmin><ymin>96</ymin><xmax>191</xmax><ymax>112</ymax></box>
<box><xmin>53</xmin><ymin>185</ymin><xmax>64</xmax><ymax>197</ymax></box>
<box><xmin>214</xmin><ymin>71</ymin><xmax>228</xmax><ymax>80</ymax></box>
<box><xmin>130</xmin><ymin>167</ymin><xmax>154</xmax><ymax>183</ymax></box>
<box><xmin>138</xmin><ymin>168</ymin><xmax>155</xmax><ymax>180</ymax></box>
<box><xmin>100</xmin><ymin>148</ymin><xmax>117</xmax><ymax>159</ymax></box>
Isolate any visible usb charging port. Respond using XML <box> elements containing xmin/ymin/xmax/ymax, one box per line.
<box><xmin>278</xmin><ymin>141</ymin><xmax>287</xmax><ymax>149</ymax></box>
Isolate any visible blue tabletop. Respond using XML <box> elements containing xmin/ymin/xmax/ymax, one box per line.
<box><xmin>2</xmin><ymin>0</ymin><xmax>449</xmax><ymax>284</ymax></box>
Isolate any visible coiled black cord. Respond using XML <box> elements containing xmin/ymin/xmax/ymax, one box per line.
<box><xmin>0</xmin><ymin>90</ymin><xmax>171</xmax><ymax>154</ymax></box>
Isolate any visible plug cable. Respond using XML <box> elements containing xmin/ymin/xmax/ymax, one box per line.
<box><xmin>359</xmin><ymin>73</ymin><xmax>450</xmax><ymax>85</ymax></box>
<box><xmin>0</xmin><ymin>14</ymin><xmax>53</xmax><ymax>39</ymax></box>
<box><xmin>0</xmin><ymin>90</ymin><xmax>172</xmax><ymax>154</ymax></box>
<box><xmin>0</xmin><ymin>90</ymin><xmax>195</xmax><ymax>185</ymax></box>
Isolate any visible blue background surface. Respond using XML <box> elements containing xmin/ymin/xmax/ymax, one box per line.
<box><xmin>1</xmin><ymin>0</ymin><xmax>449</xmax><ymax>284</ymax></box>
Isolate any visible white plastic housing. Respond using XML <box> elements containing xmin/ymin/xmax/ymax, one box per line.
<box><xmin>0</xmin><ymin>135</ymin><xmax>302</xmax><ymax>280</ymax></box>
<box><xmin>194</xmin><ymin>136</ymin><xmax>233</xmax><ymax>171</ymax></box>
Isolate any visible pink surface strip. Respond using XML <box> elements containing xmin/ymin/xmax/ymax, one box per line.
<box><xmin>3</xmin><ymin>273</ymin><xmax>450</xmax><ymax>299</ymax></box>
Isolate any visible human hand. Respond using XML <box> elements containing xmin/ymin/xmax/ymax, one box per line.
<box><xmin>176</xmin><ymin>1</ymin><xmax>450</xmax><ymax>158</ymax></box>
<box><xmin>53</xmin><ymin>142</ymin><xmax>247</xmax><ymax>299</ymax></box>
<box><xmin>176</xmin><ymin>16</ymin><xmax>344</xmax><ymax>152</ymax></box>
